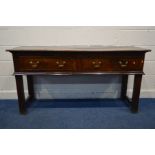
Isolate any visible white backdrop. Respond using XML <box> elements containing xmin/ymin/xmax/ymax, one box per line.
<box><xmin>0</xmin><ymin>26</ymin><xmax>155</xmax><ymax>99</ymax></box>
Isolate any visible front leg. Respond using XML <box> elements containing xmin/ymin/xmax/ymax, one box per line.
<box><xmin>131</xmin><ymin>74</ymin><xmax>142</xmax><ymax>113</ymax></box>
<box><xmin>15</xmin><ymin>75</ymin><xmax>27</xmax><ymax>114</ymax></box>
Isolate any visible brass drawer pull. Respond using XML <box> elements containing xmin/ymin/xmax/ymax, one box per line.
<box><xmin>29</xmin><ymin>60</ymin><xmax>40</xmax><ymax>68</ymax></box>
<box><xmin>93</xmin><ymin>64</ymin><xmax>100</xmax><ymax>68</ymax></box>
<box><xmin>92</xmin><ymin>61</ymin><xmax>102</xmax><ymax>68</ymax></box>
<box><xmin>56</xmin><ymin>60</ymin><xmax>66</xmax><ymax>68</ymax></box>
<box><xmin>118</xmin><ymin>60</ymin><xmax>128</xmax><ymax>68</ymax></box>
<box><xmin>58</xmin><ymin>64</ymin><xmax>64</xmax><ymax>68</ymax></box>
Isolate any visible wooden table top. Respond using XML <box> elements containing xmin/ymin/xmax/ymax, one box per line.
<box><xmin>6</xmin><ymin>45</ymin><xmax>151</xmax><ymax>52</ymax></box>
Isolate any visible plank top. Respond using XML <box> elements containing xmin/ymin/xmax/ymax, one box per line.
<box><xmin>6</xmin><ymin>45</ymin><xmax>151</xmax><ymax>52</ymax></box>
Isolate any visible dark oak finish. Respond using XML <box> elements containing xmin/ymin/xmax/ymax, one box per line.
<box><xmin>15</xmin><ymin>75</ymin><xmax>26</xmax><ymax>114</ymax></box>
<box><xmin>131</xmin><ymin>74</ymin><xmax>143</xmax><ymax>112</ymax></box>
<box><xmin>7</xmin><ymin>46</ymin><xmax>151</xmax><ymax>114</ymax></box>
<box><xmin>27</xmin><ymin>75</ymin><xmax>35</xmax><ymax>100</ymax></box>
<box><xmin>121</xmin><ymin>75</ymin><xmax>128</xmax><ymax>99</ymax></box>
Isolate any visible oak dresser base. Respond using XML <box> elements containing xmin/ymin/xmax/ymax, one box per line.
<box><xmin>7</xmin><ymin>46</ymin><xmax>151</xmax><ymax>114</ymax></box>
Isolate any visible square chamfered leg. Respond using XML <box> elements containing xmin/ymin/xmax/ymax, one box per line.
<box><xmin>131</xmin><ymin>74</ymin><xmax>143</xmax><ymax>113</ymax></box>
<box><xmin>27</xmin><ymin>75</ymin><xmax>35</xmax><ymax>100</ymax></box>
<box><xmin>121</xmin><ymin>75</ymin><xmax>128</xmax><ymax>99</ymax></box>
<box><xmin>15</xmin><ymin>75</ymin><xmax>27</xmax><ymax>114</ymax></box>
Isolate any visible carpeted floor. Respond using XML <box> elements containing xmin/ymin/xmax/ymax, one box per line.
<box><xmin>0</xmin><ymin>99</ymin><xmax>155</xmax><ymax>129</ymax></box>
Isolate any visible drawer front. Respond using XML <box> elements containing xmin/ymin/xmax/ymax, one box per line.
<box><xmin>81</xmin><ymin>58</ymin><xmax>111</xmax><ymax>71</ymax></box>
<box><xmin>111</xmin><ymin>57</ymin><xmax>144</xmax><ymax>71</ymax></box>
<box><xmin>81</xmin><ymin>57</ymin><xmax>144</xmax><ymax>72</ymax></box>
<box><xmin>15</xmin><ymin>55</ymin><xmax>144</xmax><ymax>73</ymax></box>
<box><xmin>16</xmin><ymin>56</ymin><xmax>77</xmax><ymax>72</ymax></box>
